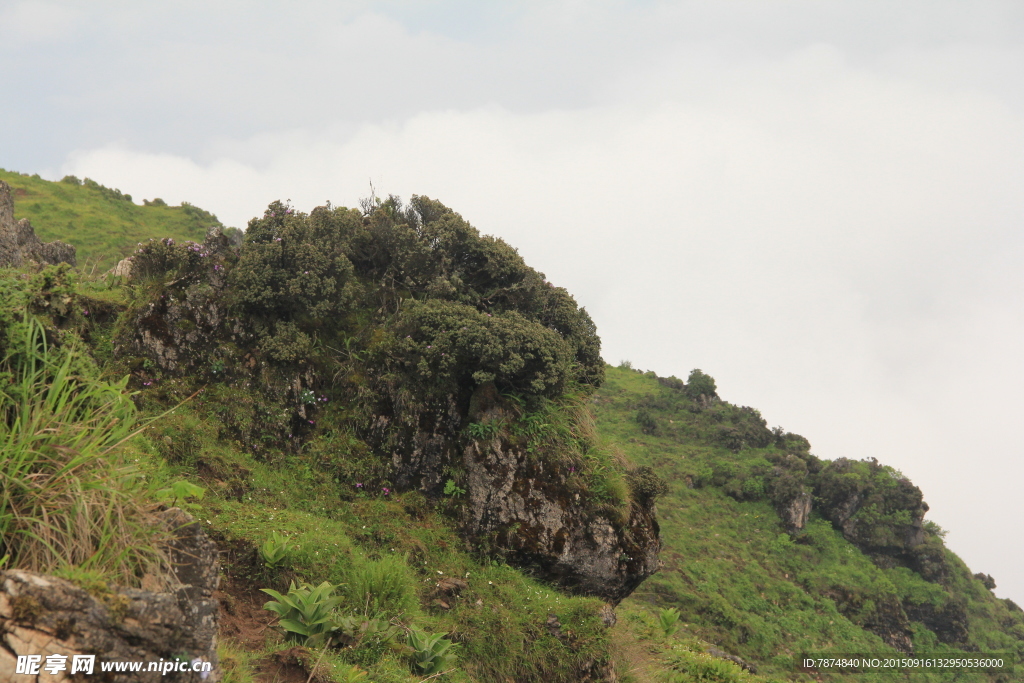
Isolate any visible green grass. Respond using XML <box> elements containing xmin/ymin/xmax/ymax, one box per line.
<box><xmin>0</xmin><ymin>168</ymin><xmax>227</xmax><ymax>272</ymax></box>
<box><xmin>595</xmin><ymin>365</ymin><xmax>1024</xmax><ymax>683</ymax></box>
<box><xmin>0</xmin><ymin>313</ymin><xmax>170</xmax><ymax>585</ymax></box>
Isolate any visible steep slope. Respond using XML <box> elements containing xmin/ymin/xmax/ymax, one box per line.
<box><xmin>597</xmin><ymin>366</ymin><xmax>1024</xmax><ymax>681</ymax></box>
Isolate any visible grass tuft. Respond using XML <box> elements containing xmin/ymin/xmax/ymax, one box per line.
<box><xmin>0</xmin><ymin>314</ymin><xmax>170</xmax><ymax>585</ymax></box>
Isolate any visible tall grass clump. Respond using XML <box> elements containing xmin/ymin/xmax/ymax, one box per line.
<box><xmin>0</xmin><ymin>315</ymin><xmax>168</xmax><ymax>584</ymax></box>
<box><xmin>342</xmin><ymin>553</ymin><xmax>417</xmax><ymax>619</ymax></box>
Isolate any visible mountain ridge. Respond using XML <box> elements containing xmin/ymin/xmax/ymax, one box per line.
<box><xmin>0</xmin><ymin>170</ymin><xmax>1020</xmax><ymax>682</ymax></box>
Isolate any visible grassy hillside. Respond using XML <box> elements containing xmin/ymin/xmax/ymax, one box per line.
<box><xmin>0</xmin><ymin>168</ymin><xmax>230</xmax><ymax>272</ymax></box>
<box><xmin>1</xmin><ymin>176</ymin><xmax>1021</xmax><ymax>682</ymax></box>
<box><xmin>595</xmin><ymin>366</ymin><xmax>1024</xmax><ymax>682</ymax></box>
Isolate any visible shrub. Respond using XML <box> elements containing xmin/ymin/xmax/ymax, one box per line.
<box><xmin>684</xmin><ymin>368</ymin><xmax>718</xmax><ymax>400</ymax></box>
<box><xmin>636</xmin><ymin>407</ymin><xmax>658</xmax><ymax>435</ymax></box>
<box><xmin>131</xmin><ymin>237</ymin><xmax>219</xmax><ymax>282</ymax></box>
<box><xmin>626</xmin><ymin>466</ymin><xmax>669</xmax><ymax>503</ymax></box>
<box><xmin>377</xmin><ymin>299</ymin><xmax>575</xmax><ymax>399</ymax></box>
<box><xmin>231</xmin><ymin>201</ymin><xmax>360</xmax><ymax>321</ymax></box>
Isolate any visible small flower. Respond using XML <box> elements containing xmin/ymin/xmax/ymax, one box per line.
<box><xmin>382</xmin><ymin>487</ymin><xmax>391</xmax><ymax>495</ymax></box>
<box><xmin>356</xmin><ymin>483</ymin><xmax>363</xmax><ymax>488</ymax></box>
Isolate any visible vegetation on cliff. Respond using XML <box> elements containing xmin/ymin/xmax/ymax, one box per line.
<box><xmin>0</xmin><ymin>171</ymin><xmax>1021</xmax><ymax>682</ymax></box>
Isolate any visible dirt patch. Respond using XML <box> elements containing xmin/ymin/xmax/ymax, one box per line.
<box><xmin>259</xmin><ymin>647</ymin><xmax>316</xmax><ymax>683</ymax></box>
<box><xmin>216</xmin><ymin>539</ymin><xmax>330</xmax><ymax>682</ymax></box>
<box><xmin>216</xmin><ymin>579</ymin><xmax>277</xmax><ymax>651</ymax></box>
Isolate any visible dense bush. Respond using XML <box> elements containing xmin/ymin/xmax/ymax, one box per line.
<box><xmin>626</xmin><ymin>466</ymin><xmax>669</xmax><ymax>503</ymax></box>
<box><xmin>228</xmin><ymin>196</ymin><xmax>603</xmax><ymax>399</ymax></box>
<box><xmin>372</xmin><ymin>299</ymin><xmax>576</xmax><ymax>399</ymax></box>
<box><xmin>684</xmin><ymin>368</ymin><xmax>718</xmax><ymax>400</ymax></box>
<box><xmin>636</xmin><ymin>407</ymin><xmax>658</xmax><ymax>435</ymax></box>
<box><xmin>231</xmin><ymin>201</ymin><xmax>361</xmax><ymax>320</ymax></box>
<box><xmin>814</xmin><ymin>458</ymin><xmax>928</xmax><ymax>553</ymax></box>
<box><xmin>131</xmin><ymin>237</ymin><xmax>223</xmax><ymax>283</ymax></box>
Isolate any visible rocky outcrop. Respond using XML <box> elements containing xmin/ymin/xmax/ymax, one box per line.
<box><xmin>705</xmin><ymin>646</ymin><xmax>758</xmax><ymax>674</ymax></box>
<box><xmin>778</xmin><ymin>491</ymin><xmax>812</xmax><ymax>532</ymax></box>
<box><xmin>814</xmin><ymin>458</ymin><xmax>928</xmax><ymax>561</ymax></box>
<box><xmin>372</xmin><ymin>387</ymin><xmax>661</xmax><ymax>604</ymax></box>
<box><xmin>119</xmin><ymin>228</ymin><xmax>233</xmax><ymax>373</ymax></box>
<box><xmin>119</xmin><ymin>230</ymin><xmax>662</xmax><ymax>606</ymax></box>
<box><xmin>825</xmin><ymin>587</ymin><xmax>914</xmax><ymax>654</ymax></box>
<box><xmin>0</xmin><ymin>509</ymin><xmax>220</xmax><ymax>682</ymax></box>
<box><xmin>0</xmin><ymin>180</ymin><xmax>76</xmax><ymax>268</ymax></box>
<box><xmin>462</xmin><ymin>436</ymin><xmax>661</xmax><ymax>604</ymax></box>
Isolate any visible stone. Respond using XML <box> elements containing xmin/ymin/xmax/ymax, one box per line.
<box><xmin>0</xmin><ymin>180</ymin><xmax>76</xmax><ymax>268</ymax></box>
<box><xmin>111</xmin><ymin>257</ymin><xmax>133</xmax><ymax>278</ymax></box>
<box><xmin>705</xmin><ymin>646</ymin><xmax>759</xmax><ymax>674</ymax></box>
<box><xmin>462</xmin><ymin>435</ymin><xmax>661</xmax><ymax>604</ymax></box>
<box><xmin>779</xmin><ymin>490</ymin><xmax>812</xmax><ymax>532</ymax></box>
<box><xmin>0</xmin><ymin>509</ymin><xmax>220</xmax><ymax>682</ymax></box>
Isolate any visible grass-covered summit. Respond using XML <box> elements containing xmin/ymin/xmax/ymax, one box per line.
<box><xmin>0</xmin><ymin>173</ymin><xmax>1020</xmax><ymax>682</ymax></box>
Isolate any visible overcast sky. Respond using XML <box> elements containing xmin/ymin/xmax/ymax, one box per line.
<box><xmin>2</xmin><ymin>0</ymin><xmax>1022</xmax><ymax>604</ymax></box>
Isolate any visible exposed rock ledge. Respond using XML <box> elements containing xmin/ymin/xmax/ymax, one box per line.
<box><xmin>463</xmin><ymin>436</ymin><xmax>662</xmax><ymax>604</ymax></box>
<box><xmin>0</xmin><ymin>509</ymin><xmax>220</xmax><ymax>682</ymax></box>
<box><xmin>0</xmin><ymin>180</ymin><xmax>76</xmax><ymax>268</ymax></box>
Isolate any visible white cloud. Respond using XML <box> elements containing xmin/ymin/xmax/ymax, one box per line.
<box><xmin>0</xmin><ymin>1</ymin><xmax>80</xmax><ymax>44</ymax></box>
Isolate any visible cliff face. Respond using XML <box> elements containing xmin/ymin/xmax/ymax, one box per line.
<box><xmin>462</xmin><ymin>435</ymin><xmax>661</xmax><ymax>603</ymax></box>
<box><xmin>363</xmin><ymin>384</ymin><xmax>661</xmax><ymax>604</ymax></box>
<box><xmin>0</xmin><ymin>180</ymin><xmax>76</xmax><ymax>268</ymax></box>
